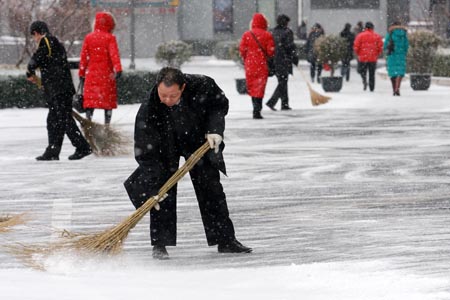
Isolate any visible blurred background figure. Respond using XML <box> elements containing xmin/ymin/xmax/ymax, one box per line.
<box><xmin>79</xmin><ymin>11</ymin><xmax>122</xmax><ymax>126</ymax></box>
<box><xmin>296</xmin><ymin>20</ymin><xmax>307</xmax><ymax>40</ymax></box>
<box><xmin>353</xmin><ymin>21</ymin><xmax>364</xmax><ymax>36</ymax></box>
<box><xmin>239</xmin><ymin>13</ymin><xmax>275</xmax><ymax>119</ymax></box>
<box><xmin>266</xmin><ymin>14</ymin><xmax>299</xmax><ymax>111</ymax></box>
<box><xmin>305</xmin><ymin>23</ymin><xmax>324</xmax><ymax>83</ymax></box>
<box><xmin>340</xmin><ymin>23</ymin><xmax>355</xmax><ymax>82</ymax></box>
<box><xmin>384</xmin><ymin>21</ymin><xmax>409</xmax><ymax>96</ymax></box>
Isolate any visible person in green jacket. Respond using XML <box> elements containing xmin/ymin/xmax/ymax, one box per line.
<box><xmin>384</xmin><ymin>21</ymin><xmax>409</xmax><ymax>96</ymax></box>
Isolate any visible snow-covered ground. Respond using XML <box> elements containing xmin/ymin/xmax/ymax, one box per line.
<box><xmin>1</xmin><ymin>57</ymin><xmax>450</xmax><ymax>299</ymax></box>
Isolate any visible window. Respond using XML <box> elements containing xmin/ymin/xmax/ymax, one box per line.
<box><xmin>311</xmin><ymin>0</ymin><xmax>380</xmax><ymax>9</ymax></box>
<box><xmin>213</xmin><ymin>0</ymin><xmax>233</xmax><ymax>33</ymax></box>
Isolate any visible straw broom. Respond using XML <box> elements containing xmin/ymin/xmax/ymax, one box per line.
<box><xmin>297</xmin><ymin>66</ymin><xmax>331</xmax><ymax>106</ymax></box>
<box><xmin>0</xmin><ymin>214</ymin><xmax>28</xmax><ymax>233</ymax></box>
<box><xmin>8</xmin><ymin>142</ymin><xmax>211</xmax><ymax>269</ymax></box>
<box><xmin>72</xmin><ymin>111</ymin><xmax>130</xmax><ymax>156</ymax></box>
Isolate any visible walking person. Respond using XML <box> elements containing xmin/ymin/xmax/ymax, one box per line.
<box><xmin>79</xmin><ymin>12</ymin><xmax>122</xmax><ymax>126</ymax></box>
<box><xmin>340</xmin><ymin>23</ymin><xmax>355</xmax><ymax>82</ymax></box>
<box><xmin>239</xmin><ymin>13</ymin><xmax>275</xmax><ymax>119</ymax></box>
<box><xmin>265</xmin><ymin>14</ymin><xmax>299</xmax><ymax>111</ymax></box>
<box><xmin>353</xmin><ymin>22</ymin><xmax>383</xmax><ymax>92</ymax></box>
<box><xmin>124</xmin><ymin>67</ymin><xmax>252</xmax><ymax>260</ymax></box>
<box><xmin>384</xmin><ymin>21</ymin><xmax>409</xmax><ymax>96</ymax></box>
<box><xmin>305</xmin><ymin>23</ymin><xmax>325</xmax><ymax>83</ymax></box>
<box><xmin>27</xmin><ymin>21</ymin><xmax>92</xmax><ymax>161</ymax></box>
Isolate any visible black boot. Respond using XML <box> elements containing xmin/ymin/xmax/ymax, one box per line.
<box><xmin>36</xmin><ymin>146</ymin><xmax>60</xmax><ymax>161</ymax></box>
<box><xmin>152</xmin><ymin>245</ymin><xmax>169</xmax><ymax>260</ymax></box>
<box><xmin>218</xmin><ymin>239</ymin><xmax>252</xmax><ymax>253</ymax></box>
<box><xmin>68</xmin><ymin>148</ymin><xmax>92</xmax><ymax>160</ymax></box>
<box><xmin>252</xmin><ymin>97</ymin><xmax>263</xmax><ymax>119</ymax></box>
<box><xmin>390</xmin><ymin>77</ymin><xmax>396</xmax><ymax>95</ymax></box>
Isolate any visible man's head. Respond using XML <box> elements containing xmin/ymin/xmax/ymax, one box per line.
<box><xmin>276</xmin><ymin>14</ymin><xmax>290</xmax><ymax>28</ymax></box>
<box><xmin>30</xmin><ymin>21</ymin><xmax>49</xmax><ymax>43</ymax></box>
<box><xmin>365</xmin><ymin>22</ymin><xmax>374</xmax><ymax>30</ymax></box>
<box><xmin>156</xmin><ymin>67</ymin><xmax>186</xmax><ymax>107</ymax></box>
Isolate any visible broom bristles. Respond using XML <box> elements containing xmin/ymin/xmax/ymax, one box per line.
<box><xmin>9</xmin><ymin>142</ymin><xmax>212</xmax><ymax>269</ymax></box>
<box><xmin>307</xmin><ymin>82</ymin><xmax>331</xmax><ymax>106</ymax></box>
<box><xmin>0</xmin><ymin>213</ymin><xmax>28</xmax><ymax>233</ymax></box>
<box><xmin>72</xmin><ymin>111</ymin><xmax>130</xmax><ymax>156</ymax></box>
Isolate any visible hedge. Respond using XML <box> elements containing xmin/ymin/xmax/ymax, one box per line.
<box><xmin>0</xmin><ymin>71</ymin><xmax>158</xmax><ymax>109</ymax></box>
<box><xmin>432</xmin><ymin>54</ymin><xmax>450</xmax><ymax>77</ymax></box>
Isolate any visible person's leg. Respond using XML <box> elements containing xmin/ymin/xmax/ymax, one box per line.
<box><xmin>359</xmin><ymin>62</ymin><xmax>368</xmax><ymax>90</ymax></box>
<box><xmin>266</xmin><ymin>75</ymin><xmax>282</xmax><ymax>110</ymax></box>
<box><xmin>395</xmin><ymin>76</ymin><xmax>403</xmax><ymax>96</ymax></box>
<box><xmin>317</xmin><ymin>64</ymin><xmax>323</xmax><ymax>83</ymax></box>
<box><xmin>104</xmin><ymin>109</ymin><xmax>112</xmax><ymax>125</ymax></box>
<box><xmin>85</xmin><ymin>108</ymin><xmax>94</xmax><ymax>121</ymax></box>
<box><xmin>279</xmin><ymin>74</ymin><xmax>290</xmax><ymax>109</ymax></box>
<box><xmin>368</xmin><ymin>62</ymin><xmax>376</xmax><ymax>91</ymax></box>
<box><xmin>310</xmin><ymin>62</ymin><xmax>316</xmax><ymax>82</ymax></box>
<box><xmin>252</xmin><ymin>97</ymin><xmax>263</xmax><ymax>119</ymax></box>
<box><xmin>36</xmin><ymin>101</ymin><xmax>61</xmax><ymax>160</ymax></box>
<box><xmin>390</xmin><ymin>77</ymin><xmax>396</xmax><ymax>95</ymax></box>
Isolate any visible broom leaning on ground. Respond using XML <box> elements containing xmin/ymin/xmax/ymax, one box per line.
<box><xmin>72</xmin><ymin>111</ymin><xmax>130</xmax><ymax>156</ymax></box>
<box><xmin>0</xmin><ymin>214</ymin><xmax>28</xmax><ymax>233</ymax></box>
<box><xmin>7</xmin><ymin>142</ymin><xmax>211</xmax><ymax>270</ymax></box>
<box><xmin>297</xmin><ymin>65</ymin><xmax>331</xmax><ymax>106</ymax></box>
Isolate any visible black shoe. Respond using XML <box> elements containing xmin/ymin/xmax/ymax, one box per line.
<box><xmin>68</xmin><ymin>148</ymin><xmax>92</xmax><ymax>160</ymax></box>
<box><xmin>218</xmin><ymin>239</ymin><xmax>252</xmax><ymax>253</ymax></box>
<box><xmin>317</xmin><ymin>77</ymin><xmax>321</xmax><ymax>84</ymax></box>
<box><xmin>36</xmin><ymin>153</ymin><xmax>59</xmax><ymax>161</ymax></box>
<box><xmin>152</xmin><ymin>245</ymin><xmax>169</xmax><ymax>260</ymax></box>
<box><xmin>394</xmin><ymin>91</ymin><xmax>400</xmax><ymax>96</ymax></box>
<box><xmin>266</xmin><ymin>102</ymin><xmax>277</xmax><ymax>111</ymax></box>
<box><xmin>281</xmin><ymin>106</ymin><xmax>292</xmax><ymax>110</ymax></box>
<box><xmin>253</xmin><ymin>113</ymin><xmax>263</xmax><ymax>119</ymax></box>
<box><xmin>363</xmin><ymin>82</ymin><xmax>367</xmax><ymax>91</ymax></box>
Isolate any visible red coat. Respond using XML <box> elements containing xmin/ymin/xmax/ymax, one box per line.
<box><xmin>79</xmin><ymin>12</ymin><xmax>122</xmax><ymax>110</ymax></box>
<box><xmin>353</xmin><ymin>29</ymin><xmax>383</xmax><ymax>63</ymax></box>
<box><xmin>239</xmin><ymin>13</ymin><xmax>275</xmax><ymax>98</ymax></box>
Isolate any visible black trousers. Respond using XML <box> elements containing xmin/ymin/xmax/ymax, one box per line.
<box><xmin>45</xmin><ymin>94</ymin><xmax>90</xmax><ymax>155</ymax></box>
<box><xmin>310</xmin><ymin>61</ymin><xmax>322</xmax><ymax>82</ymax></box>
<box><xmin>150</xmin><ymin>156</ymin><xmax>236</xmax><ymax>246</ymax></box>
<box><xmin>267</xmin><ymin>73</ymin><xmax>289</xmax><ymax>108</ymax></box>
<box><xmin>359</xmin><ymin>62</ymin><xmax>377</xmax><ymax>91</ymax></box>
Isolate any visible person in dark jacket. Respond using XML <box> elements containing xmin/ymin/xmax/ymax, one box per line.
<box><xmin>340</xmin><ymin>23</ymin><xmax>355</xmax><ymax>81</ymax></box>
<box><xmin>305</xmin><ymin>23</ymin><xmax>325</xmax><ymax>83</ymax></box>
<box><xmin>124</xmin><ymin>67</ymin><xmax>252</xmax><ymax>260</ymax></box>
<box><xmin>266</xmin><ymin>15</ymin><xmax>299</xmax><ymax>111</ymax></box>
<box><xmin>26</xmin><ymin>21</ymin><xmax>91</xmax><ymax>161</ymax></box>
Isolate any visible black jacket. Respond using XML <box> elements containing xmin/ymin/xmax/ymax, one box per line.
<box><xmin>124</xmin><ymin>74</ymin><xmax>229</xmax><ymax>208</ymax></box>
<box><xmin>340</xmin><ymin>28</ymin><xmax>355</xmax><ymax>63</ymax></box>
<box><xmin>27</xmin><ymin>34</ymin><xmax>75</xmax><ymax>99</ymax></box>
<box><xmin>271</xmin><ymin>25</ymin><xmax>299</xmax><ymax>76</ymax></box>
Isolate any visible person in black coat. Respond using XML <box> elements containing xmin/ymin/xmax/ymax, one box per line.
<box><xmin>266</xmin><ymin>14</ymin><xmax>299</xmax><ymax>111</ymax></box>
<box><xmin>305</xmin><ymin>23</ymin><xmax>325</xmax><ymax>83</ymax></box>
<box><xmin>124</xmin><ymin>67</ymin><xmax>252</xmax><ymax>260</ymax></box>
<box><xmin>340</xmin><ymin>23</ymin><xmax>355</xmax><ymax>81</ymax></box>
<box><xmin>26</xmin><ymin>21</ymin><xmax>91</xmax><ymax>161</ymax></box>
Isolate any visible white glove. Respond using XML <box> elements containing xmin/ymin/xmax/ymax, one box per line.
<box><xmin>206</xmin><ymin>133</ymin><xmax>223</xmax><ymax>154</ymax></box>
<box><xmin>153</xmin><ymin>193</ymin><xmax>168</xmax><ymax>211</ymax></box>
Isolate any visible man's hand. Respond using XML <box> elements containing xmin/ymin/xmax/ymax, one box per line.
<box><xmin>153</xmin><ymin>193</ymin><xmax>169</xmax><ymax>211</ymax></box>
<box><xmin>115</xmin><ymin>71</ymin><xmax>122</xmax><ymax>80</ymax></box>
<box><xmin>206</xmin><ymin>133</ymin><xmax>223</xmax><ymax>154</ymax></box>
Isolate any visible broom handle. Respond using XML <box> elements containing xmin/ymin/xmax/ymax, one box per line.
<box><xmin>157</xmin><ymin>141</ymin><xmax>211</xmax><ymax>197</ymax></box>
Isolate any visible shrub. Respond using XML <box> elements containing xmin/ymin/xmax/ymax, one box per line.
<box><xmin>432</xmin><ymin>54</ymin><xmax>450</xmax><ymax>77</ymax></box>
<box><xmin>213</xmin><ymin>40</ymin><xmax>237</xmax><ymax>60</ymax></box>
<box><xmin>407</xmin><ymin>30</ymin><xmax>442</xmax><ymax>74</ymax></box>
<box><xmin>0</xmin><ymin>71</ymin><xmax>158</xmax><ymax>109</ymax></box>
<box><xmin>155</xmin><ymin>40</ymin><xmax>193</xmax><ymax>68</ymax></box>
<box><xmin>313</xmin><ymin>35</ymin><xmax>347</xmax><ymax>77</ymax></box>
<box><xmin>228</xmin><ymin>40</ymin><xmax>244</xmax><ymax>69</ymax></box>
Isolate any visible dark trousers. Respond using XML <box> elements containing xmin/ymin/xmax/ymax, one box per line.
<box><xmin>310</xmin><ymin>61</ymin><xmax>322</xmax><ymax>82</ymax></box>
<box><xmin>45</xmin><ymin>94</ymin><xmax>90</xmax><ymax>156</ymax></box>
<box><xmin>341</xmin><ymin>59</ymin><xmax>351</xmax><ymax>81</ymax></box>
<box><xmin>267</xmin><ymin>73</ymin><xmax>289</xmax><ymax>109</ymax></box>
<box><xmin>150</xmin><ymin>156</ymin><xmax>236</xmax><ymax>246</ymax></box>
<box><xmin>359</xmin><ymin>62</ymin><xmax>377</xmax><ymax>91</ymax></box>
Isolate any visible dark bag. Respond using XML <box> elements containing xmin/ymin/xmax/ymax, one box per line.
<box><xmin>386</xmin><ymin>34</ymin><xmax>395</xmax><ymax>55</ymax></box>
<box><xmin>72</xmin><ymin>80</ymin><xmax>86</xmax><ymax>113</ymax></box>
<box><xmin>250</xmin><ymin>31</ymin><xmax>275</xmax><ymax>77</ymax></box>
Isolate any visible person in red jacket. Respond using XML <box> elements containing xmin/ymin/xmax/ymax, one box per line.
<box><xmin>239</xmin><ymin>13</ymin><xmax>275</xmax><ymax>119</ymax></box>
<box><xmin>353</xmin><ymin>22</ymin><xmax>383</xmax><ymax>92</ymax></box>
<box><xmin>79</xmin><ymin>12</ymin><xmax>122</xmax><ymax>125</ymax></box>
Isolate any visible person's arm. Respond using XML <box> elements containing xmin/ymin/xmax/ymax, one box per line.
<box><xmin>78</xmin><ymin>37</ymin><xmax>89</xmax><ymax>78</ymax></box>
<box><xmin>266</xmin><ymin>32</ymin><xmax>275</xmax><ymax>58</ymax></box>
<box><xmin>239</xmin><ymin>33</ymin><xmax>248</xmax><ymax>60</ymax></box>
<box><xmin>201</xmin><ymin>77</ymin><xmax>228</xmax><ymax>137</ymax></box>
<box><xmin>108</xmin><ymin>35</ymin><xmax>122</xmax><ymax>74</ymax></box>
<box><xmin>26</xmin><ymin>38</ymin><xmax>48</xmax><ymax>78</ymax></box>
<box><xmin>286</xmin><ymin>29</ymin><xmax>299</xmax><ymax>65</ymax></box>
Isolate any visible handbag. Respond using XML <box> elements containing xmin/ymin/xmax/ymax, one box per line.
<box><xmin>72</xmin><ymin>80</ymin><xmax>86</xmax><ymax>113</ymax></box>
<box><xmin>250</xmin><ymin>31</ymin><xmax>275</xmax><ymax>77</ymax></box>
<box><xmin>386</xmin><ymin>34</ymin><xmax>395</xmax><ymax>55</ymax></box>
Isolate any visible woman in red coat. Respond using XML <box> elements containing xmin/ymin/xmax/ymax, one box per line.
<box><xmin>239</xmin><ymin>13</ymin><xmax>275</xmax><ymax>119</ymax></box>
<box><xmin>79</xmin><ymin>12</ymin><xmax>122</xmax><ymax>125</ymax></box>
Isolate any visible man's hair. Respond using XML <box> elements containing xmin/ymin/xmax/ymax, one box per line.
<box><xmin>365</xmin><ymin>22</ymin><xmax>374</xmax><ymax>29</ymax></box>
<box><xmin>30</xmin><ymin>21</ymin><xmax>50</xmax><ymax>35</ymax></box>
<box><xmin>276</xmin><ymin>14</ymin><xmax>290</xmax><ymax>27</ymax></box>
<box><xmin>156</xmin><ymin>67</ymin><xmax>185</xmax><ymax>88</ymax></box>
